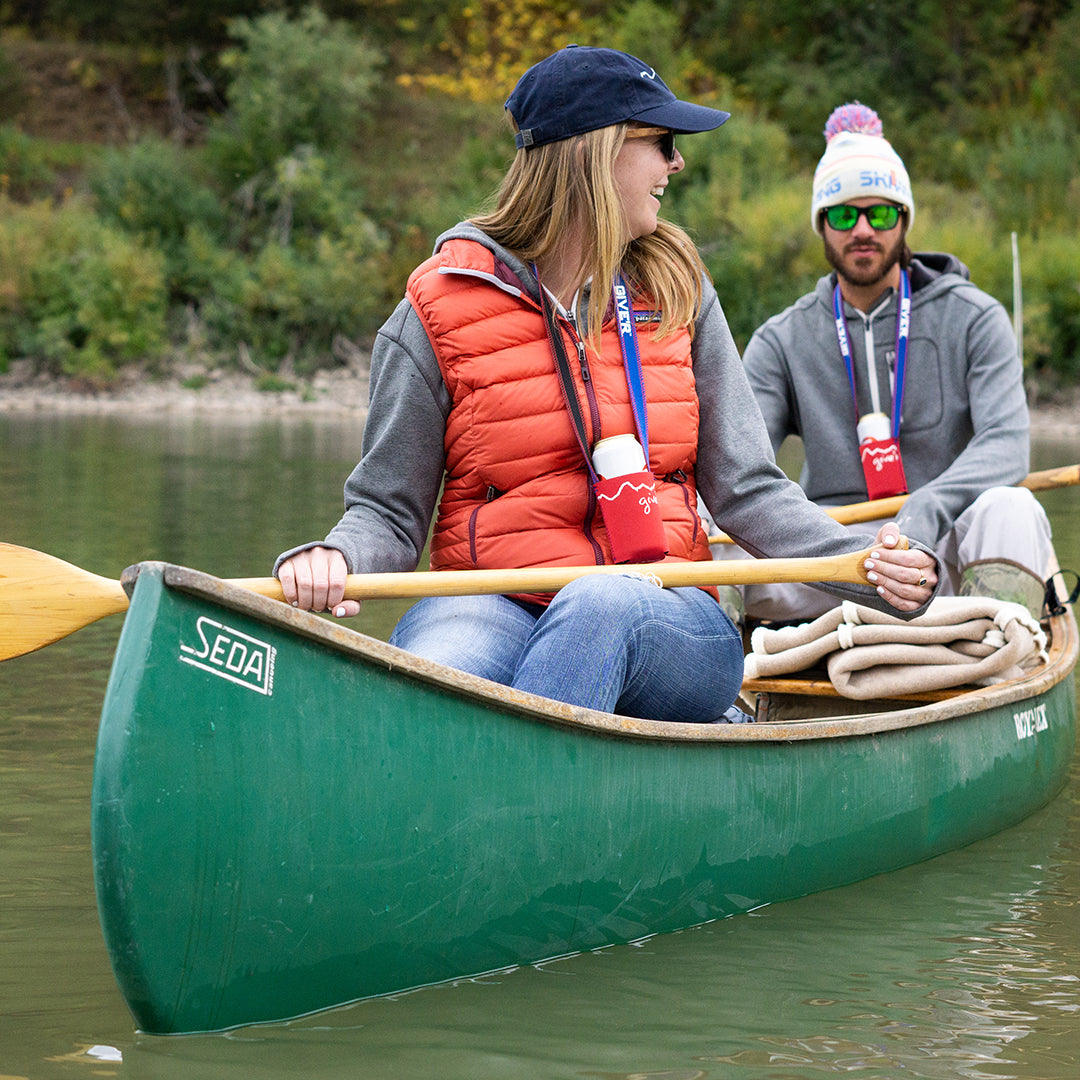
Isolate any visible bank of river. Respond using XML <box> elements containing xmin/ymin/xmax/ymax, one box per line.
<box><xmin>0</xmin><ymin>360</ymin><xmax>371</xmax><ymax>419</ymax></box>
<box><xmin>3</xmin><ymin>361</ymin><xmax>1080</xmax><ymax>440</ymax></box>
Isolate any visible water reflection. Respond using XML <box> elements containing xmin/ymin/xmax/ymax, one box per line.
<box><xmin>1</xmin><ymin>413</ymin><xmax>1079</xmax><ymax>1080</ymax></box>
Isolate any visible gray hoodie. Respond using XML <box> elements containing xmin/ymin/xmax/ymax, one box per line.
<box><xmin>278</xmin><ymin>222</ymin><xmax>933</xmax><ymax>614</ymax></box>
<box><xmin>742</xmin><ymin>253</ymin><xmax>1029</xmax><ymax>547</ymax></box>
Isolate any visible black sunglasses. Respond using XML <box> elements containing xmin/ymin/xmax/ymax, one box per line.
<box><xmin>624</xmin><ymin>126</ymin><xmax>677</xmax><ymax>162</ymax></box>
<box><xmin>822</xmin><ymin>203</ymin><xmax>905</xmax><ymax>231</ymax></box>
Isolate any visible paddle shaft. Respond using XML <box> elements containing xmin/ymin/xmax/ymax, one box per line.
<box><xmin>232</xmin><ymin>546</ymin><xmax>879</xmax><ymax>601</ymax></box>
<box><xmin>1</xmin><ymin>541</ymin><xmax>885</xmax><ymax>662</ymax></box>
<box><xmin>708</xmin><ymin>463</ymin><xmax>1080</xmax><ymax>543</ymax></box>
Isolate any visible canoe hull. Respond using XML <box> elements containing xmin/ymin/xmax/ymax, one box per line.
<box><xmin>92</xmin><ymin>564</ymin><xmax>1077</xmax><ymax>1034</ymax></box>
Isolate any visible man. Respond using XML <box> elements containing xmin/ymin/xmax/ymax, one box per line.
<box><xmin>717</xmin><ymin>102</ymin><xmax>1050</xmax><ymax>623</ymax></box>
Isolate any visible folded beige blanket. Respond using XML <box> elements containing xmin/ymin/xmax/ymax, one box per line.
<box><xmin>743</xmin><ymin>597</ymin><xmax>1047</xmax><ymax>699</ymax></box>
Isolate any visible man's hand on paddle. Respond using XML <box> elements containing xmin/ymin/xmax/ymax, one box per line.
<box><xmin>277</xmin><ymin>546</ymin><xmax>361</xmax><ymax>618</ymax></box>
<box><xmin>864</xmin><ymin>524</ymin><xmax>937</xmax><ymax>612</ymax></box>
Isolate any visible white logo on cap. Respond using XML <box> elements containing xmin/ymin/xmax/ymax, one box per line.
<box><xmin>640</xmin><ymin>68</ymin><xmax>657</xmax><ymax>80</ymax></box>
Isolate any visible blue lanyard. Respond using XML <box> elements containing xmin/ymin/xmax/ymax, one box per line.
<box><xmin>833</xmin><ymin>269</ymin><xmax>910</xmax><ymax>440</ymax></box>
<box><xmin>535</xmin><ymin>268</ymin><xmax>652</xmax><ymax>477</ymax></box>
<box><xmin>613</xmin><ymin>275</ymin><xmax>650</xmax><ymax>459</ymax></box>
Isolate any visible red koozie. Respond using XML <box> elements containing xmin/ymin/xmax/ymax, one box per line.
<box><xmin>593</xmin><ymin>470</ymin><xmax>668</xmax><ymax>564</ymax></box>
<box><xmin>859</xmin><ymin>436</ymin><xmax>908</xmax><ymax>500</ymax></box>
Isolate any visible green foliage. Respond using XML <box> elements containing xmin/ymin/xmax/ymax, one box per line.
<box><xmin>0</xmin><ymin>196</ymin><xmax>167</xmax><ymax>380</ymax></box>
<box><xmin>910</xmin><ymin>184</ymin><xmax>1080</xmax><ymax>381</ymax></box>
<box><xmin>669</xmin><ymin>110</ymin><xmax>794</xmax><ymax>220</ymax></box>
<box><xmin>70</xmin><ymin>11</ymin><xmax>397</xmax><ymax>374</ymax></box>
<box><xmin>205</xmin><ymin>5</ymin><xmax>382</xmax><ymax>182</ymax></box>
<box><xmin>1018</xmin><ymin>235</ymin><xmax>1080</xmax><ymax>381</ymax></box>
<box><xmin>586</xmin><ymin>1</ymin><xmax>695</xmax><ymax>90</ymax></box>
<box><xmin>691</xmin><ymin>180</ymin><xmax>823</xmax><ymax>350</ymax></box>
<box><xmin>255</xmin><ymin>372</ymin><xmax>297</xmax><ymax>394</ymax></box>
<box><xmin>183</xmin><ymin>214</ymin><xmax>391</xmax><ymax>372</ymax></box>
<box><xmin>0</xmin><ymin>124</ymin><xmax>52</xmax><ymax>198</ymax></box>
<box><xmin>1035</xmin><ymin>5</ymin><xmax>1080</xmax><ymax>118</ymax></box>
<box><xmin>0</xmin><ymin>123</ymin><xmax>97</xmax><ymax>200</ymax></box>
<box><xmin>88</xmin><ymin>136</ymin><xmax>226</xmax><ymax>272</ymax></box>
<box><xmin>978</xmin><ymin>111</ymin><xmax>1080</xmax><ymax>237</ymax></box>
<box><xmin>0</xmin><ymin>41</ymin><xmax>25</xmax><ymax>113</ymax></box>
<box><xmin>1046</xmin><ymin>284</ymin><xmax>1080</xmax><ymax>380</ymax></box>
<box><xmin>662</xmin><ymin>115</ymin><xmax>809</xmax><ymax>348</ymax></box>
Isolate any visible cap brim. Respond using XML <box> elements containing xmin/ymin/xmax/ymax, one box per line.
<box><xmin>632</xmin><ymin>100</ymin><xmax>730</xmax><ymax>134</ymax></box>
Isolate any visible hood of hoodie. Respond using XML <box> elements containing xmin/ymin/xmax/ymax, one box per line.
<box><xmin>429</xmin><ymin>221</ymin><xmax>541</xmax><ymax>302</ymax></box>
<box><xmin>909</xmin><ymin>250</ymin><xmax>970</xmax><ymax>288</ymax></box>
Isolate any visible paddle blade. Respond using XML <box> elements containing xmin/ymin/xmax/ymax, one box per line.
<box><xmin>0</xmin><ymin>543</ymin><xmax>129</xmax><ymax>661</ymax></box>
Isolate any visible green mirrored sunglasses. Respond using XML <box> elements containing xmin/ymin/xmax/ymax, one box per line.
<box><xmin>823</xmin><ymin>203</ymin><xmax>904</xmax><ymax>231</ymax></box>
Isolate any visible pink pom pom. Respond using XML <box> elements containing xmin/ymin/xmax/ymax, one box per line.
<box><xmin>823</xmin><ymin>102</ymin><xmax>883</xmax><ymax>142</ymax></box>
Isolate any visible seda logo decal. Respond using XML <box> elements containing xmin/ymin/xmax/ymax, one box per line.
<box><xmin>179</xmin><ymin>616</ymin><xmax>276</xmax><ymax>696</ymax></box>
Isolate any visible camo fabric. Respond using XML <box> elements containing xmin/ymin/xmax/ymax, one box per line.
<box><xmin>716</xmin><ymin>584</ymin><xmax>744</xmax><ymax>630</ymax></box>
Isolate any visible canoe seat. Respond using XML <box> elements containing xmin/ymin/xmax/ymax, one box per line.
<box><xmin>740</xmin><ymin>670</ymin><xmax>970</xmax><ymax>724</ymax></box>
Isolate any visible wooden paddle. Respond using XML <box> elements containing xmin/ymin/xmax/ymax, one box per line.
<box><xmin>708</xmin><ymin>463</ymin><xmax>1080</xmax><ymax>543</ymax></box>
<box><xmin>0</xmin><ymin>541</ymin><xmax>891</xmax><ymax>662</ymax></box>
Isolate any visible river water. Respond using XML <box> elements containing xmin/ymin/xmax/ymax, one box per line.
<box><xmin>1</xmin><ymin>411</ymin><xmax>1078</xmax><ymax>1080</ymax></box>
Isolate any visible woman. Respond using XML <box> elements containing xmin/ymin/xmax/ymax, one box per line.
<box><xmin>276</xmin><ymin>45</ymin><xmax>937</xmax><ymax>722</ymax></box>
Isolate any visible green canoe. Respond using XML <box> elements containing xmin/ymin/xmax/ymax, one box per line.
<box><xmin>92</xmin><ymin>562</ymin><xmax>1077</xmax><ymax>1035</ymax></box>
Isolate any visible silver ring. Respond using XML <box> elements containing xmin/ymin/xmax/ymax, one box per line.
<box><xmin>917</xmin><ymin>573</ymin><xmax>927</xmax><ymax>588</ymax></box>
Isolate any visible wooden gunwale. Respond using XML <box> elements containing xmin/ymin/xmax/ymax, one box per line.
<box><xmin>153</xmin><ymin>562</ymin><xmax>1078</xmax><ymax>743</ymax></box>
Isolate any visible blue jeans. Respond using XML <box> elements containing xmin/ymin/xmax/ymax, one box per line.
<box><xmin>388</xmin><ymin>574</ymin><xmax>743</xmax><ymax>723</ymax></box>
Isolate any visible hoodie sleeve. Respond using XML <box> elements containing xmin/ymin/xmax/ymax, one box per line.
<box><xmin>274</xmin><ymin>297</ymin><xmax>449</xmax><ymax>577</ymax></box>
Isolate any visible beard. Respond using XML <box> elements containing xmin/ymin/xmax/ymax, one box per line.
<box><xmin>824</xmin><ymin>229</ymin><xmax>906</xmax><ymax>289</ymax></box>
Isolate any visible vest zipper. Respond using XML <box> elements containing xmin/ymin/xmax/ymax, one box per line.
<box><xmin>570</xmin><ymin>331</ymin><xmax>603</xmax><ymax>442</ymax></box>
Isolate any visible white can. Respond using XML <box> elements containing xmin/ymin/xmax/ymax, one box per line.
<box><xmin>856</xmin><ymin>411</ymin><xmax>891</xmax><ymax>444</ymax></box>
<box><xmin>591</xmin><ymin>434</ymin><xmax>647</xmax><ymax>478</ymax></box>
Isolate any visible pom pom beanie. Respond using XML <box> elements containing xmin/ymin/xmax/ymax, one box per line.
<box><xmin>810</xmin><ymin>102</ymin><xmax>914</xmax><ymax>235</ymax></box>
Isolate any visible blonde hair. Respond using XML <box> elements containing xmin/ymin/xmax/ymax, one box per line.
<box><xmin>470</xmin><ymin>125</ymin><xmax>706</xmax><ymax>343</ymax></box>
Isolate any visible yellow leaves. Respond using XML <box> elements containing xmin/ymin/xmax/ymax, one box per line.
<box><xmin>399</xmin><ymin>0</ymin><xmax>588</xmax><ymax>103</ymax></box>
<box><xmin>65</xmin><ymin>56</ymin><xmax>102</xmax><ymax>90</ymax></box>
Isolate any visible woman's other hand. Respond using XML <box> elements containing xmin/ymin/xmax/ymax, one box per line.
<box><xmin>276</xmin><ymin>545</ymin><xmax>360</xmax><ymax>618</ymax></box>
<box><xmin>863</xmin><ymin>523</ymin><xmax>937</xmax><ymax>612</ymax></box>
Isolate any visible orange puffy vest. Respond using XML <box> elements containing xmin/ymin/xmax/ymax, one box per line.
<box><xmin>406</xmin><ymin>239</ymin><xmax>712</xmax><ymax>598</ymax></box>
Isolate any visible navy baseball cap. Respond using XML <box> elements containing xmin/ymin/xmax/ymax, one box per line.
<box><xmin>505</xmin><ymin>45</ymin><xmax>730</xmax><ymax>150</ymax></box>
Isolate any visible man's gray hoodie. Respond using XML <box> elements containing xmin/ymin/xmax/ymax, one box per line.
<box><xmin>278</xmin><ymin>222</ymin><xmax>935</xmax><ymax>615</ymax></box>
<box><xmin>742</xmin><ymin>253</ymin><xmax>1029</xmax><ymax>548</ymax></box>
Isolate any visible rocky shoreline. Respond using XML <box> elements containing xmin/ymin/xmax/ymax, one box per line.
<box><xmin>0</xmin><ymin>359</ymin><xmax>371</xmax><ymax>419</ymax></box>
<box><xmin>1</xmin><ymin>358</ymin><xmax>1078</xmax><ymax>439</ymax></box>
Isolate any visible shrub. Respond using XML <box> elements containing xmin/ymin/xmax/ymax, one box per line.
<box><xmin>0</xmin><ymin>125</ymin><xmax>52</xmax><ymax>200</ymax></box>
<box><xmin>979</xmin><ymin>111</ymin><xmax>1080</xmax><ymax>237</ymax></box>
<box><xmin>205</xmin><ymin>5</ymin><xmax>383</xmax><ymax>184</ymax></box>
<box><xmin>1020</xmin><ymin>235</ymin><xmax>1080</xmax><ymax>380</ymax></box>
<box><xmin>88</xmin><ymin>137</ymin><xmax>227</xmax><ymax>276</ymax></box>
<box><xmin>398</xmin><ymin>0</ymin><xmax>584</xmax><ymax>103</ymax></box>
<box><xmin>0</xmin><ymin>196</ymin><xmax>167</xmax><ymax>380</ymax></box>
<box><xmin>0</xmin><ymin>43</ymin><xmax>24</xmax><ymax>115</ymax></box>
<box><xmin>185</xmin><ymin>217</ymin><xmax>391</xmax><ymax>370</ymax></box>
<box><xmin>680</xmin><ymin>178</ymin><xmax>821</xmax><ymax>350</ymax></box>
